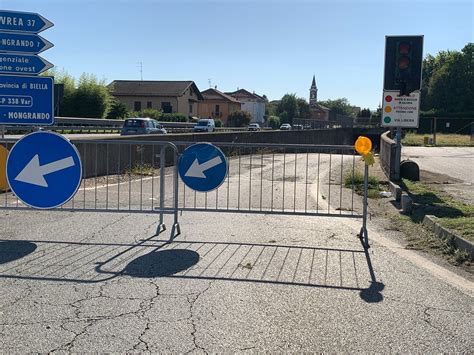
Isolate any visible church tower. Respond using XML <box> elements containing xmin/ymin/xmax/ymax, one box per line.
<box><xmin>309</xmin><ymin>75</ymin><xmax>318</xmax><ymax>105</ymax></box>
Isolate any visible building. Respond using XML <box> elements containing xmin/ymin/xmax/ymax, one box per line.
<box><xmin>198</xmin><ymin>88</ymin><xmax>242</xmax><ymax>125</ymax></box>
<box><xmin>108</xmin><ymin>80</ymin><xmax>203</xmax><ymax>116</ymax></box>
<box><xmin>226</xmin><ymin>89</ymin><xmax>266</xmax><ymax>124</ymax></box>
<box><xmin>309</xmin><ymin>75</ymin><xmax>330</xmax><ymax>121</ymax></box>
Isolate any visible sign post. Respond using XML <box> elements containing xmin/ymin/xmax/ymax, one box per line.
<box><xmin>382</xmin><ymin>35</ymin><xmax>423</xmax><ymax>180</ymax></box>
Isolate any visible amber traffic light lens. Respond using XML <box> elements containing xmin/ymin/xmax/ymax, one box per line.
<box><xmin>399</xmin><ymin>56</ymin><xmax>410</xmax><ymax>70</ymax></box>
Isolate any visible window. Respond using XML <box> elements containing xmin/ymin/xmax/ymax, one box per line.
<box><xmin>189</xmin><ymin>103</ymin><xmax>193</xmax><ymax>113</ymax></box>
<box><xmin>134</xmin><ymin>101</ymin><xmax>141</xmax><ymax>111</ymax></box>
<box><xmin>215</xmin><ymin>105</ymin><xmax>220</xmax><ymax>115</ymax></box>
<box><xmin>147</xmin><ymin>101</ymin><xmax>152</xmax><ymax>109</ymax></box>
<box><xmin>161</xmin><ymin>102</ymin><xmax>172</xmax><ymax>113</ymax></box>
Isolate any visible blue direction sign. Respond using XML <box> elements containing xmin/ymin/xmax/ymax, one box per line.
<box><xmin>0</xmin><ymin>10</ymin><xmax>53</xmax><ymax>33</ymax></box>
<box><xmin>0</xmin><ymin>75</ymin><xmax>54</xmax><ymax>125</ymax></box>
<box><xmin>178</xmin><ymin>143</ymin><xmax>228</xmax><ymax>192</ymax></box>
<box><xmin>0</xmin><ymin>53</ymin><xmax>53</xmax><ymax>75</ymax></box>
<box><xmin>6</xmin><ymin>131</ymin><xmax>82</xmax><ymax>209</ymax></box>
<box><xmin>0</xmin><ymin>31</ymin><xmax>53</xmax><ymax>54</ymax></box>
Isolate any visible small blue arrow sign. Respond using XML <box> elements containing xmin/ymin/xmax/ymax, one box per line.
<box><xmin>6</xmin><ymin>132</ymin><xmax>82</xmax><ymax>209</ymax></box>
<box><xmin>0</xmin><ymin>53</ymin><xmax>53</xmax><ymax>75</ymax></box>
<box><xmin>0</xmin><ymin>10</ymin><xmax>53</xmax><ymax>33</ymax></box>
<box><xmin>178</xmin><ymin>143</ymin><xmax>228</xmax><ymax>192</ymax></box>
<box><xmin>0</xmin><ymin>31</ymin><xmax>54</xmax><ymax>54</ymax></box>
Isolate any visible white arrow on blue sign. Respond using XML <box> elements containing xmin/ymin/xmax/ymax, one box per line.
<box><xmin>178</xmin><ymin>143</ymin><xmax>228</xmax><ymax>192</ymax></box>
<box><xmin>0</xmin><ymin>53</ymin><xmax>53</xmax><ymax>75</ymax></box>
<box><xmin>6</xmin><ymin>131</ymin><xmax>82</xmax><ymax>209</ymax></box>
<box><xmin>0</xmin><ymin>10</ymin><xmax>53</xmax><ymax>33</ymax></box>
<box><xmin>0</xmin><ymin>31</ymin><xmax>54</xmax><ymax>54</ymax></box>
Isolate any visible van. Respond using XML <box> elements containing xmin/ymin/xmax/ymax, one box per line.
<box><xmin>193</xmin><ymin>118</ymin><xmax>215</xmax><ymax>132</ymax></box>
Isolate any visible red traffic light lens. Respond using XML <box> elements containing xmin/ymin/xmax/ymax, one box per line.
<box><xmin>399</xmin><ymin>42</ymin><xmax>411</xmax><ymax>54</ymax></box>
<box><xmin>399</xmin><ymin>56</ymin><xmax>410</xmax><ymax>70</ymax></box>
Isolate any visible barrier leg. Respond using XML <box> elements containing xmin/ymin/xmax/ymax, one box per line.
<box><xmin>170</xmin><ymin>150</ymin><xmax>181</xmax><ymax>241</ymax></box>
<box><xmin>359</xmin><ymin>164</ymin><xmax>369</xmax><ymax>249</ymax></box>
<box><xmin>156</xmin><ymin>146</ymin><xmax>166</xmax><ymax>235</ymax></box>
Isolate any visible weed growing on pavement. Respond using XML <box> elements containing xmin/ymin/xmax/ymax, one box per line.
<box><xmin>126</xmin><ymin>163</ymin><xmax>156</xmax><ymax>176</ymax></box>
<box><xmin>344</xmin><ymin>169</ymin><xmax>381</xmax><ymax>198</ymax></box>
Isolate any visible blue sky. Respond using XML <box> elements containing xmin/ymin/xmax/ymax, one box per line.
<box><xmin>2</xmin><ymin>0</ymin><xmax>472</xmax><ymax>109</ymax></box>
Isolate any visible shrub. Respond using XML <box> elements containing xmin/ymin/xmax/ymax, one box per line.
<box><xmin>268</xmin><ymin>115</ymin><xmax>280</xmax><ymax>129</ymax></box>
<box><xmin>228</xmin><ymin>110</ymin><xmax>252</xmax><ymax>127</ymax></box>
<box><xmin>160</xmin><ymin>113</ymin><xmax>188</xmax><ymax>122</ymax></box>
<box><xmin>107</xmin><ymin>100</ymin><xmax>129</xmax><ymax>119</ymax></box>
<box><xmin>214</xmin><ymin>118</ymin><xmax>223</xmax><ymax>127</ymax></box>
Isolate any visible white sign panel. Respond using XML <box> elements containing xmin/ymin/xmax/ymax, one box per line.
<box><xmin>381</xmin><ymin>90</ymin><xmax>420</xmax><ymax>128</ymax></box>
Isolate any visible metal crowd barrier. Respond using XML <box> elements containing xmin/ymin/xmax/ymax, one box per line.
<box><xmin>0</xmin><ymin>139</ymin><xmax>370</xmax><ymax>247</ymax></box>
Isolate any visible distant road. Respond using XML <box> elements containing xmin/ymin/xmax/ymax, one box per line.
<box><xmin>4</xmin><ymin>133</ymin><xmax>121</xmax><ymax>140</ymax></box>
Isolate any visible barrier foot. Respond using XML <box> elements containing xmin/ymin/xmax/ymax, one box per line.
<box><xmin>359</xmin><ymin>227</ymin><xmax>369</xmax><ymax>250</ymax></box>
<box><xmin>155</xmin><ymin>223</ymin><xmax>166</xmax><ymax>236</ymax></box>
<box><xmin>170</xmin><ymin>223</ymin><xmax>181</xmax><ymax>241</ymax></box>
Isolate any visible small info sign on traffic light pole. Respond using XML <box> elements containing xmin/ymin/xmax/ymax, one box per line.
<box><xmin>382</xmin><ymin>35</ymin><xmax>423</xmax><ymax>179</ymax></box>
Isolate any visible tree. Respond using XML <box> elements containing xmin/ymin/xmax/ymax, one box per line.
<box><xmin>296</xmin><ymin>98</ymin><xmax>310</xmax><ymax>119</ymax></box>
<box><xmin>421</xmin><ymin>43</ymin><xmax>473</xmax><ymax>114</ymax></box>
<box><xmin>357</xmin><ymin>108</ymin><xmax>371</xmax><ymax>118</ymax></box>
<box><xmin>277</xmin><ymin>94</ymin><xmax>298</xmax><ymax>124</ymax></box>
<box><xmin>72</xmin><ymin>74</ymin><xmax>111</xmax><ymax>118</ymax></box>
<box><xmin>107</xmin><ymin>100</ymin><xmax>129</xmax><ymax>119</ymax></box>
<box><xmin>267</xmin><ymin>115</ymin><xmax>280</xmax><ymax>129</ymax></box>
<box><xmin>228</xmin><ymin>110</ymin><xmax>252</xmax><ymax>127</ymax></box>
<box><xmin>318</xmin><ymin>98</ymin><xmax>355</xmax><ymax>117</ymax></box>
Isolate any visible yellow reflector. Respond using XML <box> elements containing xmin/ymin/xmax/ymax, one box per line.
<box><xmin>355</xmin><ymin>136</ymin><xmax>372</xmax><ymax>156</ymax></box>
<box><xmin>0</xmin><ymin>145</ymin><xmax>9</xmax><ymax>191</ymax></box>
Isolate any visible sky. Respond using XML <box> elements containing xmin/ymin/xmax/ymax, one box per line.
<box><xmin>2</xmin><ymin>0</ymin><xmax>473</xmax><ymax>110</ymax></box>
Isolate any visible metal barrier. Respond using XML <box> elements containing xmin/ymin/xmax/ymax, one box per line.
<box><xmin>380</xmin><ymin>131</ymin><xmax>397</xmax><ymax>180</ymax></box>
<box><xmin>0</xmin><ymin>139</ymin><xmax>370</xmax><ymax>248</ymax></box>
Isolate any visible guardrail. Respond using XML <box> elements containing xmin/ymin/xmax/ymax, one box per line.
<box><xmin>380</xmin><ymin>131</ymin><xmax>397</xmax><ymax>180</ymax></box>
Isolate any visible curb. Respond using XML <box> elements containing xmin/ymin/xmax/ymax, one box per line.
<box><xmin>389</xmin><ymin>181</ymin><xmax>402</xmax><ymax>201</ymax></box>
<box><xmin>422</xmin><ymin>215</ymin><xmax>474</xmax><ymax>259</ymax></box>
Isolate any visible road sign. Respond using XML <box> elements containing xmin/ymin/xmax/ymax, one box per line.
<box><xmin>0</xmin><ymin>31</ymin><xmax>53</xmax><ymax>54</ymax></box>
<box><xmin>178</xmin><ymin>143</ymin><xmax>228</xmax><ymax>192</ymax></box>
<box><xmin>0</xmin><ymin>145</ymin><xmax>8</xmax><ymax>191</ymax></box>
<box><xmin>381</xmin><ymin>90</ymin><xmax>420</xmax><ymax>128</ymax></box>
<box><xmin>0</xmin><ymin>10</ymin><xmax>53</xmax><ymax>33</ymax></box>
<box><xmin>0</xmin><ymin>53</ymin><xmax>53</xmax><ymax>75</ymax></box>
<box><xmin>0</xmin><ymin>75</ymin><xmax>54</xmax><ymax>125</ymax></box>
<box><xmin>6</xmin><ymin>131</ymin><xmax>82</xmax><ymax>209</ymax></box>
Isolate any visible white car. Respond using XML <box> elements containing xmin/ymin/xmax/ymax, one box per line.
<box><xmin>248</xmin><ymin>123</ymin><xmax>261</xmax><ymax>131</ymax></box>
<box><xmin>279</xmin><ymin>123</ymin><xmax>291</xmax><ymax>130</ymax></box>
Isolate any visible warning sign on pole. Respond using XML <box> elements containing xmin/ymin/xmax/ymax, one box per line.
<box><xmin>381</xmin><ymin>90</ymin><xmax>420</xmax><ymax>128</ymax></box>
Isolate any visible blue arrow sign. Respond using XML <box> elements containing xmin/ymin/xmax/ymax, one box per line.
<box><xmin>6</xmin><ymin>131</ymin><xmax>82</xmax><ymax>209</ymax></box>
<box><xmin>178</xmin><ymin>143</ymin><xmax>228</xmax><ymax>192</ymax></box>
<box><xmin>0</xmin><ymin>10</ymin><xmax>53</xmax><ymax>33</ymax></box>
<box><xmin>0</xmin><ymin>75</ymin><xmax>54</xmax><ymax>125</ymax></box>
<box><xmin>0</xmin><ymin>31</ymin><xmax>53</xmax><ymax>54</ymax></box>
<box><xmin>0</xmin><ymin>53</ymin><xmax>53</xmax><ymax>75</ymax></box>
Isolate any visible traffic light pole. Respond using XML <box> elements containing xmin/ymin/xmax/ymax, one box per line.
<box><xmin>394</xmin><ymin>126</ymin><xmax>402</xmax><ymax>180</ymax></box>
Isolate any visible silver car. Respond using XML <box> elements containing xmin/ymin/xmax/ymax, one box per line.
<box><xmin>120</xmin><ymin>118</ymin><xmax>167</xmax><ymax>136</ymax></box>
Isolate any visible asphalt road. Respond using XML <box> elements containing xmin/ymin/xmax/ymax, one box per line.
<box><xmin>0</xmin><ymin>150</ymin><xmax>472</xmax><ymax>352</ymax></box>
<box><xmin>402</xmin><ymin>146</ymin><xmax>474</xmax><ymax>204</ymax></box>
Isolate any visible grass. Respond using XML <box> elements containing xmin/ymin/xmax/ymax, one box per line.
<box><xmin>344</xmin><ymin>169</ymin><xmax>383</xmax><ymax>198</ymax></box>
<box><xmin>402</xmin><ymin>133</ymin><xmax>473</xmax><ymax>147</ymax></box>
<box><xmin>126</xmin><ymin>163</ymin><xmax>156</xmax><ymax>176</ymax></box>
<box><xmin>400</xmin><ymin>178</ymin><xmax>473</xmax><ymax>244</ymax></box>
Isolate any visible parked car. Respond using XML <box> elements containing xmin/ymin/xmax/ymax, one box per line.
<box><xmin>279</xmin><ymin>123</ymin><xmax>291</xmax><ymax>130</ymax></box>
<box><xmin>120</xmin><ymin>118</ymin><xmax>167</xmax><ymax>136</ymax></box>
<box><xmin>292</xmin><ymin>124</ymin><xmax>304</xmax><ymax>130</ymax></box>
<box><xmin>193</xmin><ymin>118</ymin><xmax>216</xmax><ymax>132</ymax></box>
<box><xmin>248</xmin><ymin>123</ymin><xmax>261</xmax><ymax>131</ymax></box>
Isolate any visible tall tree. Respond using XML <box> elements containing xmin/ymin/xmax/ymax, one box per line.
<box><xmin>277</xmin><ymin>94</ymin><xmax>298</xmax><ymax>123</ymax></box>
<box><xmin>318</xmin><ymin>98</ymin><xmax>355</xmax><ymax>117</ymax></box>
<box><xmin>296</xmin><ymin>98</ymin><xmax>310</xmax><ymax>119</ymax></box>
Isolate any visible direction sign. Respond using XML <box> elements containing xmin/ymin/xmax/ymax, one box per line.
<box><xmin>381</xmin><ymin>90</ymin><xmax>420</xmax><ymax>128</ymax></box>
<box><xmin>0</xmin><ymin>31</ymin><xmax>53</xmax><ymax>54</ymax></box>
<box><xmin>6</xmin><ymin>131</ymin><xmax>82</xmax><ymax>209</ymax></box>
<box><xmin>0</xmin><ymin>10</ymin><xmax>53</xmax><ymax>33</ymax></box>
<box><xmin>178</xmin><ymin>143</ymin><xmax>228</xmax><ymax>192</ymax></box>
<box><xmin>0</xmin><ymin>53</ymin><xmax>53</xmax><ymax>75</ymax></box>
<box><xmin>0</xmin><ymin>74</ymin><xmax>54</xmax><ymax>125</ymax></box>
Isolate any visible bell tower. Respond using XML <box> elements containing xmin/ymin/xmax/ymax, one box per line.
<box><xmin>309</xmin><ymin>75</ymin><xmax>318</xmax><ymax>105</ymax></box>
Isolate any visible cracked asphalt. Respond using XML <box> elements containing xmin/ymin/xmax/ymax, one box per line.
<box><xmin>0</xmin><ymin>148</ymin><xmax>473</xmax><ymax>352</ymax></box>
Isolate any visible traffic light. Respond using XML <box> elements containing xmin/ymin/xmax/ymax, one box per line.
<box><xmin>384</xmin><ymin>36</ymin><xmax>423</xmax><ymax>95</ymax></box>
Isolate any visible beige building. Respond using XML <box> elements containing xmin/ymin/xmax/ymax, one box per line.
<box><xmin>198</xmin><ymin>88</ymin><xmax>242</xmax><ymax>125</ymax></box>
<box><xmin>108</xmin><ymin>80</ymin><xmax>203</xmax><ymax>116</ymax></box>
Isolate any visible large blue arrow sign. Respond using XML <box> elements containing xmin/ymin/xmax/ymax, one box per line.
<box><xmin>0</xmin><ymin>10</ymin><xmax>53</xmax><ymax>33</ymax></box>
<box><xmin>0</xmin><ymin>31</ymin><xmax>53</xmax><ymax>54</ymax></box>
<box><xmin>0</xmin><ymin>53</ymin><xmax>53</xmax><ymax>75</ymax></box>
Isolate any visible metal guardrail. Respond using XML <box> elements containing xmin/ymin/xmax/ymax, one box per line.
<box><xmin>0</xmin><ymin>139</ymin><xmax>370</xmax><ymax>247</ymax></box>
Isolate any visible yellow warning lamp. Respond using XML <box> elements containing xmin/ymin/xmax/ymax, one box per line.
<box><xmin>0</xmin><ymin>145</ymin><xmax>9</xmax><ymax>192</ymax></box>
<box><xmin>354</xmin><ymin>136</ymin><xmax>372</xmax><ymax>156</ymax></box>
